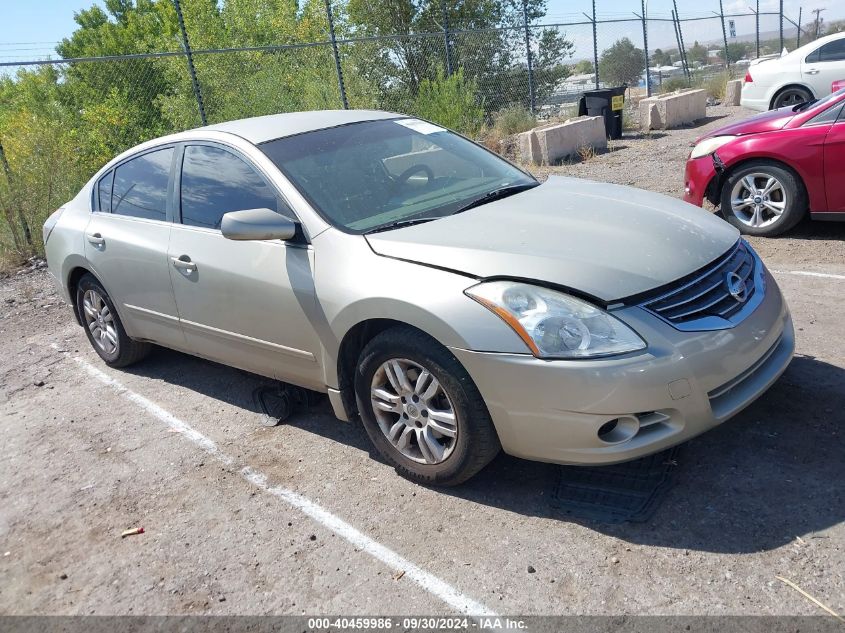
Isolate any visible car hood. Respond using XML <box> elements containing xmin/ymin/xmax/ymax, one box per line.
<box><xmin>365</xmin><ymin>176</ymin><xmax>739</xmax><ymax>302</ymax></box>
<box><xmin>702</xmin><ymin>107</ymin><xmax>795</xmax><ymax>139</ymax></box>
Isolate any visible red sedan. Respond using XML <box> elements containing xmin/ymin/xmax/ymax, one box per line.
<box><xmin>684</xmin><ymin>87</ymin><xmax>845</xmax><ymax>236</ymax></box>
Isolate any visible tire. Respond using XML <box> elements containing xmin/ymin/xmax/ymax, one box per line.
<box><xmin>771</xmin><ymin>86</ymin><xmax>812</xmax><ymax>109</ymax></box>
<box><xmin>720</xmin><ymin>161</ymin><xmax>806</xmax><ymax>237</ymax></box>
<box><xmin>354</xmin><ymin>327</ymin><xmax>500</xmax><ymax>486</ymax></box>
<box><xmin>76</xmin><ymin>273</ymin><xmax>151</xmax><ymax>367</ymax></box>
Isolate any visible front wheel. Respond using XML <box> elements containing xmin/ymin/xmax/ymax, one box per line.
<box><xmin>354</xmin><ymin>327</ymin><xmax>500</xmax><ymax>486</ymax></box>
<box><xmin>720</xmin><ymin>162</ymin><xmax>806</xmax><ymax>236</ymax></box>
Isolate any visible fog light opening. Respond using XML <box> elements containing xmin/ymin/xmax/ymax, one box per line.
<box><xmin>597</xmin><ymin>416</ymin><xmax>640</xmax><ymax>444</ymax></box>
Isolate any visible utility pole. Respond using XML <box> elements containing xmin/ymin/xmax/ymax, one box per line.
<box><xmin>641</xmin><ymin>0</ymin><xmax>651</xmax><ymax>97</ymax></box>
<box><xmin>592</xmin><ymin>0</ymin><xmax>599</xmax><ymax>89</ymax></box>
<box><xmin>522</xmin><ymin>0</ymin><xmax>535</xmax><ymax>114</ymax></box>
<box><xmin>718</xmin><ymin>1</ymin><xmax>729</xmax><ymax>68</ymax></box>
<box><xmin>756</xmin><ymin>0</ymin><xmax>760</xmax><ymax>58</ymax></box>
<box><xmin>173</xmin><ymin>0</ymin><xmax>207</xmax><ymax>126</ymax></box>
<box><xmin>325</xmin><ymin>0</ymin><xmax>348</xmax><ymax>109</ymax></box>
<box><xmin>779</xmin><ymin>0</ymin><xmax>784</xmax><ymax>51</ymax></box>
<box><xmin>797</xmin><ymin>7</ymin><xmax>803</xmax><ymax>47</ymax></box>
<box><xmin>812</xmin><ymin>8</ymin><xmax>826</xmax><ymax>39</ymax></box>
<box><xmin>441</xmin><ymin>0</ymin><xmax>452</xmax><ymax>77</ymax></box>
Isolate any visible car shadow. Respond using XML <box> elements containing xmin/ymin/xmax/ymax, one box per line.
<box><xmin>786</xmin><ymin>214</ymin><xmax>845</xmax><ymax>240</ymax></box>
<box><xmin>121</xmin><ymin>349</ymin><xmax>844</xmax><ymax>555</ymax></box>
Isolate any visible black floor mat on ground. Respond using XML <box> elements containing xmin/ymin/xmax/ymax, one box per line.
<box><xmin>550</xmin><ymin>447</ymin><xmax>682</xmax><ymax>524</ymax></box>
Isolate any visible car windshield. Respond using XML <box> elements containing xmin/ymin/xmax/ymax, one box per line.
<box><xmin>259</xmin><ymin>118</ymin><xmax>537</xmax><ymax>233</ymax></box>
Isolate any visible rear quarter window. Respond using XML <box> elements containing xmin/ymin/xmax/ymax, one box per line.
<box><xmin>95</xmin><ymin>170</ymin><xmax>114</xmax><ymax>213</ymax></box>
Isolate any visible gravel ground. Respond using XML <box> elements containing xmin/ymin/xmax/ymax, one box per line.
<box><xmin>1</xmin><ymin>109</ymin><xmax>844</xmax><ymax>618</ymax></box>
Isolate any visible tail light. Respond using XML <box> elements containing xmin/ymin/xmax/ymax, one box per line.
<box><xmin>744</xmin><ymin>71</ymin><xmax>753</xmax><ymax>83</ymax></box>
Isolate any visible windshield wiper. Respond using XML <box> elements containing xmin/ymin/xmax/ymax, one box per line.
<box><xmin>364</xmin><ymin>217</ymin><xmax>439</xmax><ymax>234</ymax></box>
<box><xmin>450</xmin><ymin>182</ymin><xmax>538</xmax><ymax>215</ymax></box>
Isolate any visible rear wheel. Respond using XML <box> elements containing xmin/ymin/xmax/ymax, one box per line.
<box><xmin>771</xmin><ymin>86</ymin><xmax>812</xmax><ymax>109</ymax></box>
<box><xmin>354</xmin><ymin>327</ymin><xmax>500</xmax><ymax>486</ymax></box>
<box><xmin>720</xmin><ymin>161</ymin><xmax>806</xmax><ymax>236</ymax></box>
<box><xmin>76</xmin><ymin>274</ymin><xmax>151</xmax><ymax>367</ymax></box>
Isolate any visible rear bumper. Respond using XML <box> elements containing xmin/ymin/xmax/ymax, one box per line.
<box><xmin>451</xmin><ymin>266</ymin><xmax>793</xmax><ymax>465</ymax></box>
<box><xmin>683</xmin><ymin>155</ymin><xmax>718</xmax><ymax>207</ymax></box>
<box><xmin>740</xmin><ymin>93</ymin><xmax>769</xmax><ymax>112</ymax></box>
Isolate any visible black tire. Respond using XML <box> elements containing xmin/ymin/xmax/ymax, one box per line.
<box><xmin>354</xmin><ymin>327</ymin><xmax>500</xmax><ymax>486</ymax></box>
<box><xmin>720</xmin><ymin>161</ymin><xmax>806</xmax><ymax>237</ymax></box>
<box><xmin>76</xmin><ymin>273</ymin><xmax>151</xmax><ymax>368</ymax></box>
<box><xmin>771</xmin><ymin>86</ymin><xmax>812</xmax><ymax>109</ymax></box>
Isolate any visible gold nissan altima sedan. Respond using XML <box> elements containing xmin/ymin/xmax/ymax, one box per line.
<box><xmin>44</xmin><ymin>110</ymin><xmax>794</xmax><ymax>485</ymax></box>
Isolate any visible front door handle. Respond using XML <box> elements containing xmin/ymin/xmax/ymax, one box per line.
<box><xmin>86</xmin><ymin>232</ymin><xmax>105</xmax><ymax>245</ymax></box>
<box><xmin>806</xmin><ymin>68</ymin><xmax>820</xmax><ymax>75</ymax></box>
<box><xmin>171</xmin><ymin>255</ymin><xmax>196</xmax><ymax>272</ymax></box>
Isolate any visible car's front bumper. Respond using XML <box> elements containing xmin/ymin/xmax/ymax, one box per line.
<box><xmin>683</xmin><ymin>155</ymin><xmax>718</xmax><ymax>207</ymax></box>
<box><xmin>450</xmin><ymin>266</ymin><xmax>793</xmax><ymax>465</ymax></box>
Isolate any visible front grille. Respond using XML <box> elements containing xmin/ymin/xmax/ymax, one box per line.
<box><xmin>640</xmin><ymin>241</ymin><xmax>762</xmax><ymax>331</ymax></box>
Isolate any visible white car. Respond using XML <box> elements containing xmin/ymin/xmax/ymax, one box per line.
<box><xmin>741</xmin><ymin>32</ymin><xmax>845</xmax><ymax>111</ymax></box>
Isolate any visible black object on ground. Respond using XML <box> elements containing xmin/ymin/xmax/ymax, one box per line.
<box><xmin>253</xmin><ymin>383</ymin><xmax>321</xmax><ymax>426</ymax></box>
<box><xmin>551</xmin><ymin>446</ymin><xmax>682</xmax><ymax>523</ymax></box>
<box><xmin>578</xmin><ymin>86</ymin><xmax>627</xmax><ymax>140</ymax></box>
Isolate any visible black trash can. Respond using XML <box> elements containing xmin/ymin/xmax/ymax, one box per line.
<box><xmin>577</xmin><ymin>86</ymin><xmax>626</xmax><ymax>140</ymax></box>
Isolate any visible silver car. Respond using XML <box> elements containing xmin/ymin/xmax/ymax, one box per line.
<box><xmin>44</xmin><ymin>110</ymin><xmax>795</xmax><ymax>485</ymax></box>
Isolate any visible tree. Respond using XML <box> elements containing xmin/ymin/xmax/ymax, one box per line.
<box><xmin>598</xmin><ymin>37</ymin><xmax>644</xmax><ymax>87</ymax></box>
<box><xmin>346</xmin><ymin>0</ymin><xmax>573</xmax><ymax>114</ymax></box>
<box><xmin>726</xmin><ymin>42</ymin><xmax>749</xmax><ymax>63</ymax></box>
<box><xmin>414</xmin><ymin>67</ymin><xmax>484</xmax><ymax>136</ymax></box>
<box><xmin>574</xmin><ymin>59</ymin><xmax>594</xmax><ymax>74</ymax></box>
<box><xmin>651</xmin><ymin>48</ymin><xmax>672</xmax><ymax>67</ymax></box>
<box><xmin>686</xmin><ymin>40</ymin><xmax>709</xmax><ymax>66</ymax></box>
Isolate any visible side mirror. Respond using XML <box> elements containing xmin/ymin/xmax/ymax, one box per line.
<box><xmin>221</xmin><ymin>208</ymin><xmax>297</xmax><ymax>241</ymax></box>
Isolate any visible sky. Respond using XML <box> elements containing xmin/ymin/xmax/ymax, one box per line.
<box><xmin>1</xmin><ymin>0</ymin><xmax>842</xmax><ymax>63</ymax></box>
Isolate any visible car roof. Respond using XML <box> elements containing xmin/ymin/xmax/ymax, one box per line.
<box><xmin>195</xmin><ymin>109</ymin><xmax>402</xmax><ymax>144</ymax></box>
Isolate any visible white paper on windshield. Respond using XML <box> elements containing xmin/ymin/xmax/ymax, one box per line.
<box><xmin>394</xmin><ymin>118</ymin><xmax>445</xmax><ymax>135</ymax></box>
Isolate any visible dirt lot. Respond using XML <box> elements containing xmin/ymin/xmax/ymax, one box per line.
<box><xmin>1</xmin><ymin>105</ymin><xmax>844</xmax><ymax>618</ymax></box>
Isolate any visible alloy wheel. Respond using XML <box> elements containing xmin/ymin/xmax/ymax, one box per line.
<box><xmin>774</xmin><ymin>89</ymin><xmax>809</xmax><ymax>108</ymax></box>
<box><xmin>729</xmin><ymin>172</ymin><xmax>788</xmax><ymax>229</ymax></box>
<box><xmin>370</xmin><ymin>358</ymin><xmax>458</xmax><ymax>465</ymax></box>
<box><xmin>82</xmin><ymin>289</ymin><xmax>119</xmax><ymax>355</ymax></box>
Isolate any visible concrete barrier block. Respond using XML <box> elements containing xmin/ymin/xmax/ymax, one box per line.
<box><xmin>726</xmin><ymin>79</ymin><xmax>742</xmax><ymax>106</ymax></box>
<box><xmin>529</xmin><ymin>116</ymin><xmax>607</xmax><ymax>165</ymax></box>
<box><xmin>517</xmin><ymin>129</ymin><xmax>541</xmax><ymax>165</ymax></box>
<box><xmin>638</xmin><ymin>89</ymin><xmax>707</xmax><ymax>130</ymax></box>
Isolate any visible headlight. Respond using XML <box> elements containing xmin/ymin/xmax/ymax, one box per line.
<box><xmin>690</xmin><ymin>135</ymin><xmax>736</xmax><ymax>159</ymax></box>
<box><xmin>465</xmin><ymin>281</ymin><xmax>646</xmax><ymax>359</ymax></box>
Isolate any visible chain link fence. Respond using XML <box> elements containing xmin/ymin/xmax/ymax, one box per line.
<box><xmin>0</xmin><ymin>0</ymin><xmax>828</xmax><ymax>262</ymax></box>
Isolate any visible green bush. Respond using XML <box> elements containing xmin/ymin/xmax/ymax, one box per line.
<box><xmin>413</xmin><ymin>67</ymin><xmax>485</xmax><ymax>137</ymax></box>
<box><xmin>491</xmin><ymin>106</ymin><xmax>536</xmax><ymax>136</ymax></box>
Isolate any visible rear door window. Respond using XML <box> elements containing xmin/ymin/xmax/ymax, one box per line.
<box><xmin>112</xmin><ymin>147</ymin><xmax>174</xmax><ymax>221</ymax></box>
<box><xmin>179</xmin><ymin>145</ymin><xmax>278</xmax><ymax>230</ymax></box>
<box><xmin>809</xmin><ymin>39</ymin><xmax>845</xmax><ymax>63</ymax></box>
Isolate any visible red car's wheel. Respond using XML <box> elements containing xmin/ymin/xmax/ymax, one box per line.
<box><xmin>721</xmin><ymin>161</ymin><xmax>807</xmax><ymax>237</ymax></box>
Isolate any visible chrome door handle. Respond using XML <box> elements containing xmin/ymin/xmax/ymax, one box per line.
<box><xmin>807</xmin><ymin>68</ymin><xmax>820</xmax><ymax>75</ymax></box>
<box><xmin>86</xmin><ymin>232</ymin><xmax>105</xmax><ymax>245</ymax></box>
<box><xmin>171</xmin><ymin>255</ymin><xmax>196</xmax><ymax>271</ymax></box>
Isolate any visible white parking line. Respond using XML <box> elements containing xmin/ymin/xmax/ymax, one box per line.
<box><xmin>772</xmin><ymin>270</ymin><xmax>845</xmax><ymax>281</ymax></box>
<box><xmin>68</xmin><ymin>352</ymin><xmax>498</xmax><ymax>619</ymax></box>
